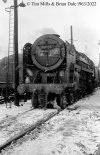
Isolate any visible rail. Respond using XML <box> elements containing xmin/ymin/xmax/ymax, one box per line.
<box><xmin>0</xmin><ymin>109</ymin><xmax>61</xmax><ymax>152</ymax></box>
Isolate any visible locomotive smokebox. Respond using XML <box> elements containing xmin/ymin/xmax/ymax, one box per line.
<box><xmin>31</xmin><ymin>34</ymin><xmax>65</xmax><ymax>71</ymax></box>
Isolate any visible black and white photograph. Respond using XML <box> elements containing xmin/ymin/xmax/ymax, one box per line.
<box><xmin>0</xmin><ymin>0</ymin><xmax>100</xmax><ymax>154</ymax></box>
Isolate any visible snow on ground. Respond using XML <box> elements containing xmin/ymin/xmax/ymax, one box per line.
<box><xmin>1</xmin><ymin>89</ymin><xmax>100</xmax><ymax>155</ymax></box>
<box><xmin>73</xmin><ymin>88</ymin><xmax>100</xmax><ymax>109</ymax></box>
<box><xmin>0</xmin><ymin>101</ymin><xmax>57</xmax><ymax>147</ymax></box>
<box><xmin>0</xmin><ymin>100</ymin><xmax>32</xmax><ymax>122</ymax></box>
<box><xmin>0</xmin><ymin>100</ymin><xmax>32</xmax><ymax>144</ymax></box>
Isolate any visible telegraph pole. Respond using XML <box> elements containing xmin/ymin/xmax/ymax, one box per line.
<box><xmin>71</xmin><ymin>25</ymin><xmax>73</xmax><ymax>45</ymax></box>
<box><xmin>98</xmin><ymin>41</ymin><xmax>100</xmax><ymax>68</ymax></box>
<box><xmin>14</xmin><ymin>0</ymin><xmax>19</xmax><ymax>106</ymax></box>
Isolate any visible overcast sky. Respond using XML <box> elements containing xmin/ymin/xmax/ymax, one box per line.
<box><xmin>0</xmin><ymin>0</ymin><xmax>100</xmax><ymax>66</ymax></box>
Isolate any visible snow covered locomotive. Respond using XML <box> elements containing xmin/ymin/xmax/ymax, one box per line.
<box><xmin>18</xmin><ymin>34</ymin><xmax>98</xmax><ymax>109</ymax></box>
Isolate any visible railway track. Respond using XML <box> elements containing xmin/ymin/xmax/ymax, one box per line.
<box><xmin>0</xmin><ymin>108</ymin><xmax>61</xmax><ymax>153</ymax></box>
<box><xmin>0</xmin><ymin>90</ymin><xmax>95</xmax><ymax>153</ymax></box>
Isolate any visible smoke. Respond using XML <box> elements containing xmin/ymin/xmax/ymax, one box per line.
<box><xmin>38</xmin><ymin>28</ymin><xmax>57</xmax><ymax>35</ymax></box>
<box><xmin>33</xmin><ymin>28</ymin><xmax>57</xmax><ymax>40</ymax></box>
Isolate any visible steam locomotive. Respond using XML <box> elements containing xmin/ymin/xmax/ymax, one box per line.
<box><xmin>18</xmin><ymin>34</ymin><xmax>100</xmax><ymax>109</ymax></box>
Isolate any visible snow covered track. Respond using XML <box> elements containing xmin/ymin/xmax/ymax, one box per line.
<box><xmin>0</xmin><ymin>108</ymin><xmax>59</xmax><ymax>153</ymax></box>
<box><xmin>1</xmin><ymin>89</ymin><xmax>100</xmax><ymax>154</ymax></box>
<box><xmin>1</xmin><ymin>89</ymin><xmax>100</xmax><ymax>155</ymax></box>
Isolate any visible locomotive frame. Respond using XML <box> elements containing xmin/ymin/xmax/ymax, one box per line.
<box><xmin>18</xmin><ymin>33</ymin><xmax>100</xmax><ymax>109</ymax></box>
